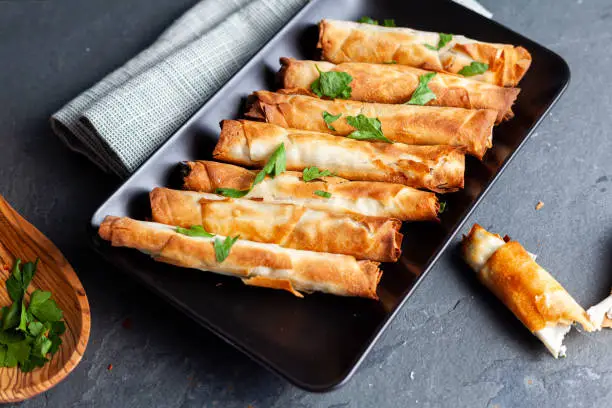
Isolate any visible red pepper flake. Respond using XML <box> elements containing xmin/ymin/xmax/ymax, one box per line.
<box><xmin>107</xmin><ymin>364</ymin><xmax>113</xmax><ymax>371</ymax></box>
<box><xmin>121</xmin><ymin>318</ymin><xmax>133</xmax><ymax>330</ymax></box>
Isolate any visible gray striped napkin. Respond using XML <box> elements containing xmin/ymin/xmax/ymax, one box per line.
<box><xmin>51</xmin><ymin>0</ymin><xmax>308</xmax><ymax>177</ymax></box>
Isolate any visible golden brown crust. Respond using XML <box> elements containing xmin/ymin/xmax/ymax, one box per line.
<box><xmin>212</xmin><ymin>120</ymin><xmax>252</xmax><ymax>167</ymax></box>
<box><xmin>247</xmin><ymin>90</ymin><xmax>495</xmax><ymax>159</ymax></box>
<box><xmin>181</xmin><ymin>161</ymin><xmax>438</xmax><ymax>221</ymax></box>
<box><xmin>278</xmin><ymin>58</ymin><xmax>519</xmax><ymax>123</ymax></box>
<box><xmin>182</xmin><ymin>160</ymin><xmax>255</xmax><ymax>191</ymax></box>
<box><xmin>150</xmin><ymin>187</ymin><xmax>403</xmax><ymax>262</ymax></box>
<box><xmin>242</xmin><ymin>276</ymin><xmax>304</xmax><ymax>298</ymax></box>
<box><xmin>317</xmin><ymin>19</ymin><xmax>531</xmax><ymax>87</ymax></box>
<box><xmin>98</xmin><ymin>216</ymin><xmax>382</xmax><ymax>299</ymax></box>
<box><xmin>213</xmin><ymin>120</ymin><xmax>465</xmax><ymax>193</ymax></box>
<box><xmin>478</xmin><ymin>241</ymin><xmax>594</xmax><ymax>332</ymax></box>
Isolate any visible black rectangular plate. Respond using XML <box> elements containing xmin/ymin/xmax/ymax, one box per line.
<box><xmin>89</xmin><ymin>0</ymin><xmax>570</xmax><ymax>392</ymax></box>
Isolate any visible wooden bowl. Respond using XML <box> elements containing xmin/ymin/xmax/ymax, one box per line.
<box><xmin>0</xmin><ymin>195</ymin><xmax>90</xmax><ymax>402</ymax></box>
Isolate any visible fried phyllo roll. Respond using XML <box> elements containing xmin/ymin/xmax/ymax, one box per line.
<box><xmin>278</xmin><ymin>58</ymin><xmax>519</xmax><ymax>122</ymax></box>
<box><xmin>462</xmin><ymin>224</ymin><xmax>594</xmax><ymax>358</ymax></box>
<box><xmin>212</xmin><ymin>120</ymin><xmax>465</xmax><ymax>193</ymax></box>
<box><xmin>318</xmin><ymin>19</ymin><xmax>531</xmax><ymax>87</ymax></box>
<box><xmin>150</xmin><ymin>187</ymin><xmax>403</xmax><ymax>262</ymax></box>
<box><xmin>180</xmin><ymin>161</ymin><xmax>439</xmax><ymax>221</ymax></box>
<box><xmin>247</xmin><ymin>90</ymin><xmax>495</xmax><ymax>159</ymax></box>
<box><xmin>98</xmin><ymin>216</ymin><xmax>382</xmax><ymax>299</ymax></box>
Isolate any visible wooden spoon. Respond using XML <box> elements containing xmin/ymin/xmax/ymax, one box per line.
<box><xmin>0</xmin><ymin>195</ymin><xmax>90</xmax><ymax>402</ymax></box>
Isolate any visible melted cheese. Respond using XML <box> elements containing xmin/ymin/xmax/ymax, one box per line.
<box><xmin>587</xmin><ymin>294</ymin><xmax>612</xmax><ymax>330</ymax></box>
<box><xmin>534</xmin><ymin>325</ymin><xmax>571</xmax><ymax>358</ymax></box>
<box><xmin>463</xmin><ymin>227</ymin><xmax>505</xmax><ymax>271</ymax></box>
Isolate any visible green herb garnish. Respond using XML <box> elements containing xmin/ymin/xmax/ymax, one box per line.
<box><xmin>439</xmin><ymin>201</ymin><xmax>447</xmax><ymax>214</ymax></box>
<box><xmin>322</xmin><ymin>111</ymin><xmax>342</xmax><ymax>131</ymax></box>
<box><xmin>406</xmin><ymin>72</ymin><xmax>437</xmax><ymax>105</ymax></box>
<box><xmin>176</xmin><ymin>225</ymin><xmax>215</xmax><ymax>238</ymax></box>
<box><xmin>214</xmin><ymin>144</ymin><xmax>286</xmax><ymax>198</ymax></box>
<box><xmin>357</xmin><ymin>17</ymin><xmax>395</xmax><ymax>27</ymax></box>
<box><xmin>311</xmin><ymin>66</ymin><xmax>353</xmax><ymax>99</ymax></box>
<box><xmin>302</xmin><ymin>167</ymin><xmax>335</xmax><ymax>182</ymax></box>
<box><xmin>253</xmin><ymin>143</ymin><xmax>286</xmax><ymax>187</ymax></box>
<box><xmin>214</xmin><ymin>188</ymin><xmax>250</xmax><ymax>198</ymax></box>
<box><xmin>214</xmin><ymin>236</ymin><xmax>240</xmax><ymax>263</ymax></box>
<box><xmin>357</xmin><ymin>16</ymin><xmax>378</xmax><ymax>25</ymax></box>
<box><xmin>383</xmin><ymin>61</ymin><xmax>398</xmax><ymax>64</ymax></box>
<box><xmin>457</xmin><ymin>61</ymin><xmax>489</xmax><ymax>77</ymax></box>
<box><xmin>314</xmin><ymin>190</ymin><xmax>332</xmax><ymax>198</ymax></box>
<box><xmin>0</xmin><ymin>259</ymin><xmax>65</xmax><ymax>372</ymax></box>
<box><xmin>424</xmin><ymin>33</ymin><xmax>452</xmax><ymax>51</ymax></box>
<box><xmin>346</xmin><ymin>114</ymin><xmax>393</xmax><ymax>143</ymax></box>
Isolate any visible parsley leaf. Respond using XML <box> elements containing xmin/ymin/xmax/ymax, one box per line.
<box><xmin>18</xmin><ymin>300</ymin><xmax>28</xmax><ymax>332</ymax></box>
<box><xmin>253</xmin><ymin>143</ymin><xmax>286</xmax><ymax>187</ymax></box>
<box><xmin>214</xmin><ymin>236</ymin><xmax>240</xmax><ymax>263</ymax></box>
<box><xmin>302</xmin><ymin>167</ymin><xmax>335</xmax><ymax>182</ymax></box>
<box><xmin>406</xmin><ymin>72</ymin><xmax>437</xmax><ymax>105</ymax></box>
<box><xmin>32</xmin><ymin>334</ymin><xmax>52</xmax><ymax>358</ymax></box>
<box><xmin>6</xmin><ymin>259</ymin><xmax>38</xmax><ymax>302</ymax></box>
<box><xmin>383</xmin><ymin>61</ymin><xmax>397</xmax><ymax>64</ymax></box>
<box><xmin>176</xmin><ymin>225</ymin><xmax>215</xmax><ymax>238</ymax></box>
<box><xmin>322</xmin><ymin>111</ymin><xmax>342</xmax><ymax>131</ymax></box>
<box><xmin>28</xmin><ymin>290</ymin><xmax>63</xmax><ymax>322</ymax></box>
<box><xmin>345</xmin><ymin>114</ymin><xmax>393</xmax><ymax>143</ymax></box>
<box><xmin>7</xmin><ymin>342</ymin><xmax>30</xmax><ymax>366</ymax></box>
<box><xmin>27</xmin><ymin>322</ymin><xmax>44</xmax><ymax>337</ymax></box>
<box><xmin>214</xmin><ymin>188</ymin><xmax>250</xmax><ymax>198</ymax></box>
<box><xmin>314</xmin><ymin>190</ymin><xmax>332</xmax><ymax>198</ymax></box>
<box><xmin>51</xmin><ymin>321</ymin><xmax>66</xmax><ymax>336</ymax></box>
<box><xmin>357</xmin><ymin>17</ymin><xmax>395</xmax><ymax>27</ymax></box>
<box><xmin>2</xmin><ymin>302</ymin><xmax>21</xmax><ymax>330</ymax></box>
<box><xmin>214</xmin><ymin>144</ymin><xmax>286</xmax><ymax>199</ymax></box>
<box><xmin>424</xmin><ymin>33</ymin><xmax>452</xmax><ymax>51</ymax></box>
<box><xmin>458</xmin><ymin>61</ymin><xmax>489</xmax><ymax>77</ymax></box>
<box><xmin>311</xmin><ymin>66</ymin><xmax>353</xmax><ymax>99</ymax></box>
<box><xmin>20</xmin><ymin>355</ymin><xmax>47</xmax><ymax>372</ymax></box>
<box><xmin>439</xmin><ymin>201</ymin><xmax>447</xmax><ymax>214</ymax></box>
<box><xmin>357</xmin><ymin>16</ymin><xmax>378</xmax><ymax>25</ymax></box>
<box><xmin>0</xmin><ymin>330</ymin><xmax>23</xmax><ymax>345</ymax></box>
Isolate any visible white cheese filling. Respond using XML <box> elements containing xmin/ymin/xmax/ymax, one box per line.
<box><xmin>586</xmin><ymin>294</ymin><xmax>612</xmax><ymax>330</ymax></box>
<box><xmin>534</xmin><ymin>325</ymin><xmax>571</xmax><ymax>358</ymax></box>
<box><xmin>466</xmin><ymin>227</ymin><xmax>570</xmax><ymax>358</ymax></box>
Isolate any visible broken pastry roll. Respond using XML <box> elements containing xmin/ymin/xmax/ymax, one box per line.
<box><xmin>462</xmin><ymin>224</ymin><xmax>594</xmax><ymax>358</ymax></box>
<box><xmin>149</xmin><ymin>187</ymin><xmax>403</xmax><ymax>262</ymax></box>
<box><xmin>587</xmin><ymin>289</ymin><xmax>612</xmax><ymax>330</ymax></box>
<box><xmin>98</xmin><ymin>216</ymin><xmax>382</xmax><ymax>299</ymax></box>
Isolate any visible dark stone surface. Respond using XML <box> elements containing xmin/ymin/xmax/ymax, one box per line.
<box><xmin>1</xmin><ymin>0</ymin><xmax>611</xmax><ymax>406</ymax></box>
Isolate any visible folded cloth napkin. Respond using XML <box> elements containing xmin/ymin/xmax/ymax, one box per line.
<box><xmin>51</xmin><ymin>0</ymin><xmax>308</xmax><ymax>177</ymax></box>
<box><xmin>51</xmin><ymin>0</ymin><xmax>491</xmax><ymax>178</ymax></box>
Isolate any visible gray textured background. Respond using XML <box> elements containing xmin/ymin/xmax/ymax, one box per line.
<box><xmin>1</xmin><ymin>0</ymin><xmax>611</xmax><ymax>407</ymax></box>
